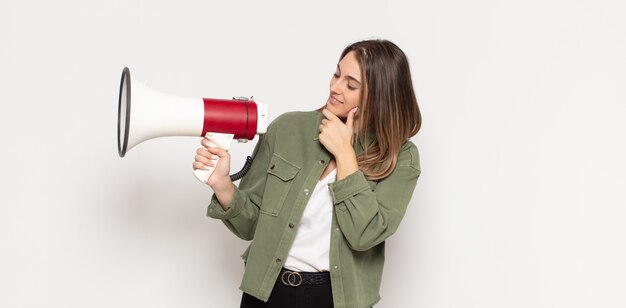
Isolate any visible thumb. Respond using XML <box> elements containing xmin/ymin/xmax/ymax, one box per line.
<box><xmin>346</xmin><ymin>107</ymin><xmax>358</xmax><ymax>130</ymax></box>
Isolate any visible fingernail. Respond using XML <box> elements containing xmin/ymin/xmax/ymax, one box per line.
<box><xmin>203</xmin><ymin>165</ymin><xmax>212</xmax><ymax>170</ymax></box>
<box><xmin>211</xmin><ymin>155</ymin><xmax>219</xmax><ymax>160</ymax></box>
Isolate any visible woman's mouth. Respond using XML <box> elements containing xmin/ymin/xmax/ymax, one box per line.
<box><xmin>329</xmin><ymin>96</ymin><xmax>343</xmax><ymax>105</ymax></box>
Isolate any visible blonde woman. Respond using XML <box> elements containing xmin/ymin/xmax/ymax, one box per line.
<box><xmin>194</xmin><ymin>39</ymin><xmax>422</xmax><ymax>308</ymax></box>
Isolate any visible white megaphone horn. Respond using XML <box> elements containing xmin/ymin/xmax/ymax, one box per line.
<box><xmin>117</xmin><ymin>67</ymin><xmax>269</xmax><ymax>183</ymax></box>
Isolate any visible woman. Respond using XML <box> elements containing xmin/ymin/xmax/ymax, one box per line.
<box><xmin>193</xmin><ymin>39</ymin><xmax>421</xmax><ymax>308</ymax></box>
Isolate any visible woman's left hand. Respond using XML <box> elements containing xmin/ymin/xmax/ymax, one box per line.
<box><xmin>319</xmin><ymin>107</ymin><xmax>358</xmax><ymax>156</ymax></box>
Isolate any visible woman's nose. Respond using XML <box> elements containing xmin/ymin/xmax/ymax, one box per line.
<box><xmin>330</xmin><ymin>80</ymin><xmax>341</xmax><ymax>94</ymax></box>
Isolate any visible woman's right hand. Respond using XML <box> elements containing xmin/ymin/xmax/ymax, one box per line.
<box><xmin>193</xmin><ymin>138</ymin><xmax>234</xmax><ymax>195</ymax></box>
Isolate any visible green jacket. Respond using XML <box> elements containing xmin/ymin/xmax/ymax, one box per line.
<box><xmin>207</xmin><ymin>110</ymin><xmax>421</xmax><ymax>308</ymax></box>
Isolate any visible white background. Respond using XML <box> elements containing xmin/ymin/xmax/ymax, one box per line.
<box><xmin>1</xmin><ymin>0</ymin><xmax>625</xmax><ymax>307</ymax></box>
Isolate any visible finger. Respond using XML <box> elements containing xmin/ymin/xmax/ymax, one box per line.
<box><xmin>193</xmin><ymin>161</ymin><xmax>214</xmax><ymax>171</ymax></box>
<box><xmin>196</xmin><ymin>148</ymin><xmax>208</xmax><ymax>158</ymax></box>
<box><xmin>346</xmin><ymin>107</ymin><xmax>358</xmax><ymax>130</ymax></box>
<box><xmin>206</xmin><ymin>146</ymin><xmax>230</xmax><ymax>158</ymax></box>
<box><xmin>192</xmin><ymin>162</ymin><xmax>204</xmax><ymax>170</ymax></box>
<box><xmin>194</xmin><ymin>154</ymin><xmax>214</xmax><ymax>166</ymax></box>
<box><xmin>195</xmin><ymin>147</ymin><xmax>219</xmax><ymax>160</ymax></box>
<box><xmin>196</xmin><ymin>147</ymin><xmax>216</xmax><ymax>158</ymax></box>
<box><xmin>322</xmin><ymin>108</ymin><xmax>339</xmax><ymax>121</ymax></box>
<box><xmin>196</xmin><ymin>149</ymin><xmax>220</xmax><ymax>161</ymax></box>
<box><xmin>201</xmin><ymin>138</ymin><xmax>210</xmax><ymax>147</ymax></box>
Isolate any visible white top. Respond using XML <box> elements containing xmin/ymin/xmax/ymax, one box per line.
<box><xmin>283</xmin><ymin>169</ymin><xmax>337</xmax><ymax>272</ymax></box>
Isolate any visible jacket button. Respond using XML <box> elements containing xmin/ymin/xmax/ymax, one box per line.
<box><xmin>270</xmin><ymin>164</ymin><xmax>275</xmax><ymax>170</ymax></box>
<box><xmin>276</xmin><ymin>258</ymin><xmax>282</xmax><ymax>264</ymax></box>
<box><xmin>303</xmin><ymin>189</ymin><xmax>309</xmax><ymax>196</ymax></box>
<box><xmin>289</xmin><ymin>223</ymin><xmax>295</xmax><ymax>229</ymax></box>
<box><xmin>319</xmin><ymin>159</ymin><xmax>325</xmax><ymax>164</ymax></box>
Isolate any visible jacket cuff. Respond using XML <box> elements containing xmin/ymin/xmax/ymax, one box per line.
<box><xmin>329</xmin><ymin>170</ymin><xmax>371</xmax><ymax>204</ymax></box>
<box><xmin>207</xmin><ymin>189</ymin><xmax>245</xmax><ymax>220</ymax></box>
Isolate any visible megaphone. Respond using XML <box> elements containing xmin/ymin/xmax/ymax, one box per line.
<box><xmin>117</xmin><ymin>67</ymin><xmax>269</xmax><ymax>183</ymax></box>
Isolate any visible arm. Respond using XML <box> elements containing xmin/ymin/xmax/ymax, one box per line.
<box><xmin>205</xmin><ymin>123</ymin><xmax>274</xmax><ymax>241</ymax></box>
<box><xmin>329</xmin><ymin>142</ymin><xmax>421</xmax><ymax>251</ymax></box>
<box><xmin>318</xmin><ymin>108</ymin><xmax>359</xmax><ymax>180</ymax></box>
<box><xmin>318</xmin><ymin>108</ymin><xmax>421</xmax><ymax>250</ymax></box>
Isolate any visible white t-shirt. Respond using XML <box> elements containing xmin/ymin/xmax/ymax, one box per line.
<box><xmin>283</xmin><ymin>169</ymin><xmax>336</xmax><ymax>272</ymax></box>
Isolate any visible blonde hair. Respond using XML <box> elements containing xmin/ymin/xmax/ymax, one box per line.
<box><xmin>343</xmin><ymin>40</ymin><xmax>421</xmax><ymax>180</ymax></box>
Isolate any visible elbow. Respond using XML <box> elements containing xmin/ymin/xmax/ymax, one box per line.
<box><xmin>230</xmin><ymin>229</ymin><xmax>255</xmax><ymax>241</ymax></box>
<box><xmin>345</xmin><ymin>234</ymin><xmax>386</xmax><ymax>251</ymax></box>
<box><xmin>347</xmin><ymin>241</ymin><xmax>377</xmax><ymax>252</ymax></box>
<box><xmin>241</xmin><ymin>228</ymin><xmax>256</xmax><ymax>241</ymax></box>
<box><xmin>344</xmin><ymin>225</ymin><xmax>399</xmax><ymax>252</ymax></box>
<box><xmin>240</xmin><ymin>234</ymin><xmax>254</xmax><ymax>241</ymax></box>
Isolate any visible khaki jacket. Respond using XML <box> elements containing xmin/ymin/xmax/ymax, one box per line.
<box><xmin>207</xmin><ymin>110</ymin><xmax>421</xmax><ymax>308</ymax></box>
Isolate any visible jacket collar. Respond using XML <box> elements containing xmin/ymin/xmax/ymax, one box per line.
<box><xmin>312</xmin><ymin>111</ymin><xmax>323</xmax><ymax>141</ymax></box>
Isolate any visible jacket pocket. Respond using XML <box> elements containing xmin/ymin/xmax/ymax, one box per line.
<box><xmin>260</xmin><ymin>153</ymin><xmax>300</xmax><ymax>216</ymax></box>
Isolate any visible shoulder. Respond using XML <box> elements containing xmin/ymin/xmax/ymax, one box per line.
<box><xmin>265</xmin><ymin>110</ymin><xmax>321</xmax><ymax>135</ymax></box>
<box><xmin>262</xmin><ymin>110</ymin><xmax>321</xmax><ymax>145</ymax></box>
<box><xmin>270</xmin><ymin>110</ymin><xmax>321</xmax><ymax>127</ymax></box>
<box><xmin>397</xmin><ymin>139</ymin><xmax>421</xmax><ymax>171</ymax></box>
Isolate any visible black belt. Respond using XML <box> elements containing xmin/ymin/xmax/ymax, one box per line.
<box><xmin>279</xmin><ymin>268</ymin><xmax>331</xmax><ymax>287</ymax></box>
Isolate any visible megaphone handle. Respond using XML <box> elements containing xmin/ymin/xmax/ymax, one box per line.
<box><xmin>194</xmin><ymin>133</ymin><xmax>234</xmax><ymax>184</ymax></box>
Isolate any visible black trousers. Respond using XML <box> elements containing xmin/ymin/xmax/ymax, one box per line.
<box><xmin>240</xmin><ymin>279</ymin><xmax>334</xmax><ymax>308</ymax></box>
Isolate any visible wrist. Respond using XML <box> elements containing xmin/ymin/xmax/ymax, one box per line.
<box><xmin>211</xmin><ymin>177</ymin><xmax>234</xmax><ymax>194</ymax></box>
<box><xmin>211</xmin><ymin>180</ymin><xmax>236</xmax><ymax>210</ymax></box>
<box><xmin>335</xmin><ymin>147</ymin><xmax>358</xmax><ymax>180</ymax></box>
<box><xmin>335</xmin><ymin>149</ymin><xmax>356</xmax><ymax>164</ymax></box>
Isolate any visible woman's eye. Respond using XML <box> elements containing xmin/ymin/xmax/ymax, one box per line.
<box><xmin>347</xmin><ymin>84</ymin><xmax>357</xmax><ymax>90</ymax></box>
<box><xmin>333</xmin><ymin>73</ymin><xmax>340</xmax><ymax>78</ymax></box>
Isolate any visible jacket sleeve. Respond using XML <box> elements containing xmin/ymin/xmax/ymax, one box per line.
<box><xmin>329</xmin><ymin>141</ymin><xmax>421</xmax><ymax>251</ymax></box>
<box><xmin>205</xmin><ymin>122</ymin><xmax>275</xmax><ymax>241</ymax></box>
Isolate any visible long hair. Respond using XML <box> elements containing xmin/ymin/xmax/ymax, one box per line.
<box><xmin>343</xmin><ymin>39</ymin><xmax>421</xmax><ymax>180</ymax></box>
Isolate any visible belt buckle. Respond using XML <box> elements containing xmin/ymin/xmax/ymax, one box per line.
<box><xmin>281</xmin><ymin>270</ymin><xmax>302</xmax><ymax>287</ymax></box>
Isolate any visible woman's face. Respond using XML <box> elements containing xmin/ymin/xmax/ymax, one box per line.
<box><xmin>326</xmin><ymin>51</ymin><xmax>364</xmax><ymax>119</ymax></box>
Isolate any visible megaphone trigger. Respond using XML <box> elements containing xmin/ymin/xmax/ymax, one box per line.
<box><xmin>194</xmin><ymin>133</ymin><xmax>234</xmax><ymax>184</ymax></box>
